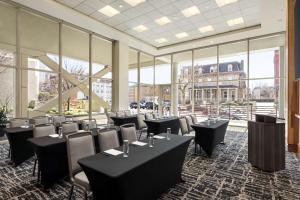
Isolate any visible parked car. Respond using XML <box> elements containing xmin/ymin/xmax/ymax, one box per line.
<box><xmin>145</xmin><ymin>102</ymin><xmax>158</xmax><ymax>110</ymax></box>
<box><xmin>130</xmin><ymin>102</ymin><xmax>138</xmax><ymax>109</ymax></box>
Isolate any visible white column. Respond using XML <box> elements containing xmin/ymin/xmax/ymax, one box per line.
<box><xmin>227</xmin><ymin>88</ymin><xmax>230</xmax><ymax>101</ymax></box>
<box><xmin>112</xmin><ymin>41</ymin><xmax>129</xmax><ymax>112</ymax></box>
<box><xmin>172</xmin><ymin>61</ymin><xmax>178</xmax><ymax>116</ymax></box>
<box><xmin>235</xmin><ymin>88</ymin><xmax>238</xmax><ymax>101</ymax></box>
<box><xmin>210</xmin><ymin>88</ymin><xmax>212</xmax><ymax>102</ymax></box>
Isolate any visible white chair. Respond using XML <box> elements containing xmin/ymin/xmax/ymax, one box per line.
<box><xmin>31</xmin><ymin>116</ymin><xmax>49</xmax><ymax>126</ymax></box>
<box><xmin>124</xmin><ymin>110</ymin><xmax>131</xmax><ymax>116</ymax></box>
<box><xmin>136</xmin><ymin>114</ymin><xmax>147</xmax><ymax>140</ymax></box>
<box><xmin>32</xmin><ymin>124</ymin><xmax>56</xmax><ymax>178</ymax></box>
<box><xmin>120</xmin><ymin>123</ymin><xmax>137</xmax><ymax>143</ymax></box>
<box><xmin>98</xmin><ymin>129</ymin><xmax>120</xmax><ymax>152</ymax></box>
<box><xmin>66</xmin><ymin>132</ymin><xmax>95</xmax><ymax>200</ymax></box>
<box><xmin>106</xmin><ymin>112</ymin><xmax>116</xmax><ymax>125</ymax></box>
<box><xmin>153</xmin><ymin>112</ymin><xmax>159</xmax><ymax>119</ymax></box>
<box><xmin>62</xmin><ymin>122</ymin><xmax>78</xmax><ymax>136</ymax></box>
<box><xmin>185</xmin><ymin>115</ymin><xmax>194</xmax><ymax>133</ymax></box>
<box><xmin>145</xmin><ymin>113</ymin><xmax>153</xmax><ymax>120</ymax></box>
<box><xmin>82</xmin><ymin>119</ymin><xmax>97</xmax><ymax>130</ymax></box>
<box><xmin>116</xmin><ymin>111</ymin><xmax>125</xmax><ymax>117</ymax></box>
<box><xmin>9</xmin><ymin>118</ymin><xmax>28</xmax><ymax>127</ymax></box>
<box><xmin>52</xmin><ymin>115</ymin><xmax>66</xmax><ymax>126</ymax></box>
<box><xmin>191</xmin><ymin>114</ymin><xmax>198</xmax><ymax>124</ymax></box>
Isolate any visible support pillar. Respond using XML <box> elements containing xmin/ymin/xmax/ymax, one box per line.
<box><xmin>171</xmin><ymin>61</ymin><xmax>178</xmax><ymax>116</ymax></box>
<box><xmin>112</xmin><ymin>41</ymin><xmax>129</xmax><ymax>112</ymax></box>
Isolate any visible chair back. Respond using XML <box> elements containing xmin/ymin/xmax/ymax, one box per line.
<box><xmin>116</xmin><ymin>111</ymin><xmax>125</xmax><ymax>117</ymax></box>
<box><xmin>31</xmin><ymin>116</ymin><xmax>49</xmax><ymax>126</ymax></box>
<box><xmin>82</xmin><ymin>119</ymin><xmax>97</xmax><ymax>130</ymax></box>
<box><xmin>145</xmin><ymin>113</ymin><xmax>153</xmax><ymax>120</ymax></box>
<box><xmin>106</xmin><ymin>112</ymin><xmax>116</xmax><ymax>125</ymax></box>
<box><xmin>124</xmin><ymin>110</ymin><xmax>131</xmax><ymax>116</ymax></box>
<box><xmin>191</xmin><ymin>114</ymin><xmax>198</xmax><ymax>124</ymax></box>
<box><xmin>53</xmin><ymin>115</ymin><xmax>66</xmax><ymax>125</ymax></box>
<box><xmin>33</xmin><ymin>124</ymin><xmax>55</xmax><ymax>138</ymax></box>
<box><xmin>98</xmin><ymin>129</ymin><xmax>120</xmax><ymax>152</ymax></box>
<box><xmin>153</xmin><ymin>112</ymin><xmax>159</xmax><ymax>119</ymax></box>
<box><xmin>185</xmin><ymin>116</ymin><xmax>194</xmax><ymax>132</ymax></box>
<box><xmin>120</xmin><ymin>123</ymin><xmax>137</xmax><ymax>143</ymax></box>
<box><xmin>66</xmin><ymin>132</ymin><xmax>95</xmax><ymax>177</ymax></box>
<box><xmin>137</xmin><ymin>114</ymin><xmax>147</xmax><ymax>130</ymax></box>
<box><xmin>179</xmin><ymin>117</ymin><xmax>189</xmax><ymax>135</ymax></box>
<box><xmin>62</xmin><ymin>122</ymin><xmax>78</xmax><ymax>135</ymax></box>
<box><xmin>9</xmin><ymin>118</ymin><xmax>28</xmax><ymax>127</ymax></box>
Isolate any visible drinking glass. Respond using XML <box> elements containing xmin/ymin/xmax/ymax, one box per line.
<box><xmin>149</xmin><ymin>133</ymin><xmax>154</xmax><ymax>147</ymax></box>
<box><xmin>25</xmin><ymin>120</ymin><xmax>29</xmax><ymax>128</ymax></box>
<box><xmin>123</xmin><ymin>140</ymin><xmax>129</xmax><ymax>157</ymax></box>
<box><xmin>166</xmin><ymin>128</ymin><xmax>171</xmax><ymax>140</ymax></box>
<box><xmin>58</xmin><ymin>127</ymin><xmax>63</xmax><ymax>139</ymax></box>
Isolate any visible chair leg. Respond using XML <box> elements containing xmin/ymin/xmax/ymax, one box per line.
<box><xmin>138</xmin><ymin>131</ymin><xmax>143</xmax><ymax>140</ymax></box>
<box><xmin>69</xmin><ymin>185</ymin><xmax>74</xmax><ymax>200</ymax></box>
<box><xmin>33</xmin><ymin>158</ymin><xmax>37</xmax><ymax>176</ymax></box>
<box><xmin>84</xmin><ymin>191</ymin><xmax>88</xmax><ymax>200</ymax></box>
<box><xmin>7</xmin><ymin>147</ymin><xmax>11</xmax><ymax>159</ymax></box>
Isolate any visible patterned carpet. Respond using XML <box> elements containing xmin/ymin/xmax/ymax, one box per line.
<box><xmin>0</xmin><ymin>128</ymin><xmax>300</xmax><ymax>200</ymax></box>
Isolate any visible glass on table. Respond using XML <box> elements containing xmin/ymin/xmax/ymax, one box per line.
<box><xmin>166</xmin><ymin>128</ymin><xmax>171</xmax><ymax>140</ymax></box>
<box><xmin>25</xmin><ymin>120</ymin><xmax>29</xmax><ymax>128</ymax></box>
<box><xmin>149</xmin><ymin>133</ymin><xmax>154</xmax><ymax>148</ymax></box>
<box><xmin>123</xmin><ymin>140</ymin><xmax>129</xmax><ymax>157</ymax></box>
<box><xmin>58</xmin><ymin>127</ymin><xmax>63</xmax><ymax>139</ymax></box>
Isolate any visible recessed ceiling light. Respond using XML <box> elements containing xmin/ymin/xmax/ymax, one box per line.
<box><xmin>98</xmin><ymin>5</ymin><xmax>120</xmax><ymax>17</ymax></box>
<box><xmin>175</xmin><ymin>32</ymin><xmax>188</xmax><ymax>39</ymax></box>
<box><xmin>227</xmin><ymin>17</ymin><xmax>244</xmax><ymax>26</ymax></box>
<box><xmin>133</xmin><ymin>25</ymin><xmax>148</xmax><ymax>32</ymax></box>
<box><xmin>155</xmin><ymin>38</ymin><xmax>168</xmax><ymax>43</ymax></box>
<box><xmin>123</xmin><ymin>0</ymin><xmax>145</xmax><ymax>7</ymax></box>
<box><xmin>215</xmin><ymin>0</ymin><xmax>238</xmax><ymax>7</ymax></box>
<box><xmin>119</xmin><ymin>5</ymin><xmax>123</xmax><ymax>8</ymax></box>
<box><xmin>198</xmin><ymin>25</ymin><xmax>214</xmax><ymax>33</ymax></box>
<box><xmin>181</xmin><ymin>6</ymin><xmax>200</xmax><ymax>18</ymax></box>
<box><xmin>155</xmin><ymin>17</ymin><xmax>171</xmax><ymax>26</ymax></box>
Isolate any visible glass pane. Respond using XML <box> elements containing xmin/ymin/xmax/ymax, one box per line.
<box><xmin>249</xmin><ymin>34</ymin><xmax>285</xmax><ymax>79</ymax></box>
<box><xmin>173</xmin><ymin>51</ymin><xmax>192</xmax><ymax>83</ymax></box>
<box><xmin>92</xmin><ymin>35</ymin><xmax>112</xmax><ymax>119</ymax></box>
<box><xmin>248</xmin><ymin>79</ymin><xmax>278</xmax><ymax>119</ymax></box>
<box><xmin>194</xmin><ymin>47</ymin><xmax>218</xmax><ymax>82</ymax></box>
<box><xmin>27</xmin><ymin>70</ymin><xmax>59</xmax><ymax>116</ymax></box>
<box><xmin>0</xmin><ymin>67</ymin><xmax>15</xmax><ymax>117</ymax></box>
<box><xmin>128</xmin><ymin>49</ymin><xmax>138</xmax><ymax>112</ymax></box>
<box><xmin>62</xmin><ymin>25</ymin><xmax>89</xmax><ymax>116</ymax></box>
<box><xmin>140</xmin><ymin>53</ymin><xmax>154</xmax><ymax>113</ymax></box>
<box><xmin>177</xmin><ymin>83</ymin><xmax>192</xmax><ymax>116</ymax></box>
<box><xmin>219</xmin><ymin>41</ymin><xmax>248</xmax><ymax>81</ymax></box>
<box><xmin>194</xmin><ymin>82</ymin><xmax>218</xmax><ymax>119</ymax></box>
<box><xmin>155</xmin><ymin>56</ymin><xmax>171</xmax><ymax>115</ymax></box>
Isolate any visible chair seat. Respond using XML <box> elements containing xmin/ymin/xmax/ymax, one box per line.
<box><xmin>184</xmin><ymin>131</ymin><xmax>195</xmax><ymax>137</ymax></box>
<box><xmin>74</xmin><ymin>171</ymin><xmax>90</xmax><ymax>189</ymax></box>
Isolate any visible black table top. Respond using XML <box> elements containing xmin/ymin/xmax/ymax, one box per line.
<box><xmin>4</xmin><ymin>126</ymin><xmax>33</xmax><ymax>133</ymax></box>
<box><xmin>28</xmin><ymin>136</ymin><xmax>66</xmax><ymax>147</ymax></box>
<box><xmin>110</xmin><ymin>115</ymin><xmax>137</xmax><ymax>120</ymax></box>
<box><xmin>144</xmin><ymin>117</ymin><xmax>179</xmax><ymax>123</ymax></box>
<box><xmin>78</xmin><ymin>133</ymin><xmax>192</xmax><ymax>178</ymax></box>
<box><xmin>192</xmin><ymin>120</ymin><xmax>229</xmax><ymax>129</ymax></box>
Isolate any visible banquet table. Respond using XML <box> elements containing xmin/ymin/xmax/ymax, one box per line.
<box><xmin>27</xmin><ymin>128</ymin><xmax>114</xmax><ymax>188</ymax></box>
<box><xmin>78</xmin><ymin>133</ymin><xmax>192</xmax><ymax>200</ymax></box>
<box><xmin>192</xmin><ymin>120</ymin><xmax>229</xmax><ymax>157</ymax></box>
<box><xmin>5</xmin><ymin>126</ymin><xmax>34</xmax><ymax>166</ymax></box>
<box><xmin>144</xmin><ymin>117</ymin><xmax>180</xmax><ymax>136</ymax></box>
<box><xmin>110</xmin><ymin>116</ymin><xmax>138</xmax><ymax>127</ymax></box>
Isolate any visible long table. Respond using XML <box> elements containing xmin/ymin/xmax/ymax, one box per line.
<box><xmin>5</xmin><ymin>127</ymin><xmax>34</xmax><ymax>166</ymax></box>
<box><xmin>110</xmin><ymin>116</ymin><xmax>138</xmax><ymax>127</ymax></box>
<box><xmin>78</xmin><ymin>134</ymin><xmax>192</xmax><ymax>200</ymax></box>
<box><xmin>144</xmin><ymin>117</ymin><xmax>180</xmax><ymax>136</ymax></box>
<box><xmin>27</xmin><ymin>128</ymin><xmax>114</xmax><ymax>188</ymax></box>
<box><xmin>192</xmin><ymin>120</ymin><xmax>229</xmax><ymax>157</ymax></box>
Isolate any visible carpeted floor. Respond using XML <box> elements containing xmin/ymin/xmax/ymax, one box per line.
<box><xmin>0</xmin><ymin>128</ymin><xmax>300</xmax><ymax>200</ymax></box>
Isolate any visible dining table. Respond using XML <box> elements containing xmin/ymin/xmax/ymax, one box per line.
<box><xmin>78</xmin><ymin>133</ymin><xmax>192</xmax><ymax>200</ymax></box>
<box><xmin>5</xmin><ymin>126</ymin><xmax>34</xmax><ymax>166</ymax></box>
<box><xmin>144</xmin><ymin>117</ymin><xmax>180</xmax><ymax>136</ymax></box>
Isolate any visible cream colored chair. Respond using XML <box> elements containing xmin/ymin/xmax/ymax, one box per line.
<box><xmin>62</xmin><ymin>122</ymin><xmax>78</xmax><ymax>136</ymax></box>
<box><xmin>66</xmin><ymin>132</ymin><xmax>95</xmax><ymax>200</ymax></box>
<box><xmin>120</xmin><ymin>123</ymin><xmax>137</xmax><ymax>143</ymax></box>
<box><xmin>98</xmin><ymin>129</ymin><xmax>120</xmax><ymax>152</ymax></box>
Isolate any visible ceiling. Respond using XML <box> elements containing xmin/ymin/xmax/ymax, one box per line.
<box><xmin>54</xmin><ymin>0</ymin><xmax>262</xmax><ymax>48</ymax></box>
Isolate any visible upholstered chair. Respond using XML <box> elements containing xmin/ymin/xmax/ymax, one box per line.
<box><xmin>120</xmin><ymin>123</ymin><xmax>137</xmax><ymax>143</ymax></box>
<box><xmin>98</xmin><ymin>129</ymin><xmax>120</xmax><ymax>152</ymax></box>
